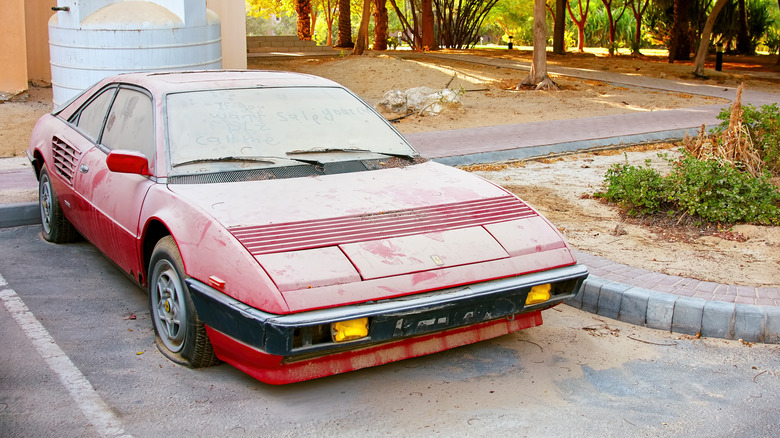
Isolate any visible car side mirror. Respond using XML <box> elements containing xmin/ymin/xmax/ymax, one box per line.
<box><xmin>106</xmin><ymin>150</ymin><xmax>152</xmax><ymax>176</ymax></box>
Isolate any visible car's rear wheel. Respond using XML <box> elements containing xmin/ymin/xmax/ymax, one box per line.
<box><xmin>149</xmin><ymin>236</ymin><xmax>219</xmax><ymax>368</ymax></box>
<box><xmin>39</xmin><ymin>164</ymin><xmax>78</xmax><ymax>243</ymax></box>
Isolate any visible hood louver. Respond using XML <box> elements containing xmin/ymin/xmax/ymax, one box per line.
<box><xmin>230</xmin><ymin>196</ymin><xmax>537</xmax><ymax>256</ymax></box>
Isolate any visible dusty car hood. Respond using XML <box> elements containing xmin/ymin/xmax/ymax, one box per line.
<box><xmin>168</xmin><ymin>162</ymin><xmax>571</xmax><ymax>303</ymax></box>
<box><xmin>168</xmin><ymin>162</ymin><xmax>505</xmax><ymax>227</ymax></box>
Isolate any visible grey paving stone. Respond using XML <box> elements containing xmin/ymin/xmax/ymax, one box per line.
<box><xmin>671</xmin><ymin>296</ymin><xmax>706</xmax><ymax>336</ymax></box>
<box><xmin>736</xmin><ymin>285</ymin><xmax>757</xmax><ymax>298</ymax></box>
<box><xmin>618</xmin><ymin>287</ymin><xmax>650</xmax><ymax>326</ymax></box>
<box><xmin>646</xmin><ymin>291</ymin><xmax>678</xmax><ymax>332</ymax></box>
<box><xmin>764</xmin><ymin>306</ymin><xmax>780</xmax><ymax>344</ymax></box>
<box><xmin>701</xmin><ymin>300</ymin><xmax>736</xmax><ymax>340</ymax></box>
<box><xmin>735</xmin><ymin>296</ymin><xmax>757</xmax><ymax>305</ymax></box>
<box><xmin>578</xmin><ymin>276</ymin><xmax>610</xmax><ymax>314</ymax></box>
<box><xmin>597</xmin><ymin>282</ymin><xmax>630</xmax><ymax>319</ymax></box>
<box><xmin>734</xmin><ymin>304</ymin><xmax>767</xmax><ymax>343</ymax></box>
<box><xmin>694</xmin><ymin>281</ymin><xmax>719</xmax><ymax>293</ymax></box>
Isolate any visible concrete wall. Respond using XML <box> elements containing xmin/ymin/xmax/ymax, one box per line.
<box><xmin>3</xmin><ymin>0</ymin><xmax>246</xmax><ymax>96</ymax></box>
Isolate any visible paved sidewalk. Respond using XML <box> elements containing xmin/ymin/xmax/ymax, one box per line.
<box><xmin>2</xmin><ymin>54</ymin><xmax>779</xmax><ymax>342</ymax></box>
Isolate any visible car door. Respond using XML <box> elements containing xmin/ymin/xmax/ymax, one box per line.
<box><xmin>49</xmin><ymin>86</ymin><xmax>117</xmax><ymax>229</ymax></box>
<box><xmin>71</xmin><ymin>86</ymin><xmax>156</xmax><ymax>280</ymax></box>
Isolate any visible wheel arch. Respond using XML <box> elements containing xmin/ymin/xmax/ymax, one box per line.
<box><xmin>30</xmin><ymin>149</ymin><xmax>45</xmax><ymax>179</ymax></box>
<box><xmin>141</xmin><ymin>219</ymin><xmax>172</xmax><ymax>288</ymax></box>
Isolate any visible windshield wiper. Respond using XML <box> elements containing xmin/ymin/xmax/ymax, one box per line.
<box><xmin>287</xmin><ymin>148</ymin><xmax>372</xmax><ymax>155</ymax></box>
<box><xmin>172</xmin><ymin>156</ymin><xmax>280</xmax><ymax>168</ymax></box>
<box><xmin>286</xmin><ymin>148</ymin><xmax>418</xmax><ymax>160</ymax></box>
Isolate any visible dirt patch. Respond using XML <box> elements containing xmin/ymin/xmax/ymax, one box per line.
<box><xmin>3</xmin><ymin>53</ymin><xmax>779</xmax><ymax>286</ymax></box>
<box><xmin>0</xmin><ymin>86</ymin><xmax>52</xmax><ymax>158</ymax></box>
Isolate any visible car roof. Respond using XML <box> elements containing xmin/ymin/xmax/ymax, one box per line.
<box><xmin>106</xmin><ymin>70</ymin><xmax>343</xmax><ymax>94</ymax></box>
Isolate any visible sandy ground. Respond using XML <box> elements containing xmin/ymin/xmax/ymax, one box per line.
<box><xmin>2</xmin><ymin>51</ymin><xmax>778</xmax><ymax>286</ymax></box>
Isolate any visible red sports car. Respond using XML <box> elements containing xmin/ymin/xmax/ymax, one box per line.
<box><xmin>27</xmin><ymin>70</ymin><xmax>587</xmax><ymax>384</ymax></box>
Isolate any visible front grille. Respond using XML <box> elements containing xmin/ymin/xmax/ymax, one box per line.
<box><xmin>166</xmin><ymin>165</ymin><xmax>317</xmax><ymax>184</ymax></box>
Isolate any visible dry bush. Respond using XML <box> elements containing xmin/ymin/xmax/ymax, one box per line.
<box><xmin>683</xmin><ymin>84</ymin><xmax>764</xmax><ymax>177</ymax></box>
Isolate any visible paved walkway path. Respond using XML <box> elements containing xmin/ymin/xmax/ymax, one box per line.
<box><xmin>2</xmin><ymin>53</ymin><xmax>779</xmax><ymax>342</ymax></box>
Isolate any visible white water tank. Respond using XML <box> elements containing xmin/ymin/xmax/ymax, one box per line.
<box><xmin>49</xmin><ymin>0</ymin><xmax>222</xmax><ymax>107</ymax></box>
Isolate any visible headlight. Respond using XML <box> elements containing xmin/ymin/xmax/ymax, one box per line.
<box><xmin>331</xmin><ymin>318</ymin><xmax>369</xmax><ymax>342</ymax></box>
<box><xmin>525</xmin><ymin>283</ymin><xmax>551</xmax><ymax>305</ymax></box>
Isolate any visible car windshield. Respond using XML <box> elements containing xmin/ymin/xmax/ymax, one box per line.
<box><xmin>165</xmin><ymin>86</ymin><xmax>417</xmax><ymax>175</ymax></box>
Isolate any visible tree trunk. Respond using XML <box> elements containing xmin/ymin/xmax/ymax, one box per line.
<box><xmin>567</xmin><ymin>0</ymin><xmax>590</xmax><ymax>53</ymax></box>
<box><xmin>521</xmin><ymin>0</ymin><xmax>559</xmax><ymax>90</ymax></box>
<box><xmin>322</xmin><ymin>0</ymin><xmax>337</xmax><ymax>47</ymax></box>
<box><xmin>601</xmin><ymin>0</ymin><xmax>628</xmax><ymax>56</ymax></box>
<box><xmin>692</xmin><ymin>0</ymin><xmax>729</xmax><ymax>76</ymax></box>
<box><xmin>336</xmin><ymin>0</ymin><xmax>354</xmax><ymax>48</ymax></box>
<box><xmin>388</xmin><ymin>0</ymin><xmax>422</xmax><ymax>49</ymax></box>
<box><xmin>353</xmin><ymin>0</ymin><xmax>372</xmax><ymax>55</ymax></box>
<box><xmin>295</xmin><ymin>0</ymin><xmax>313</xmax><ymax>41</ymax></box>
<box><xmin>629</xmin><ymin>0</ymin><xmax>650</xmax><ymax>55</ymax></box>
<box><xmin>373</xmin><ymin>0</ymin><xmax>389</xmax><ymax>51</ymax></box>
<box><xmin>310</xmin><ymin>8</ymin><xmax>318</xmax><ymax>38</ymax></box>
<box><xmin>553</xmin><ymin>0</ymin><xmax>566</xmax><ymax>55</ymax></box>
<box><xmin>736</xmin><ymin>0</ymin><xmax>750</xmax><ymax>54</ymax></box>
<box><xmin>668</xmin><ymin>0</ymin><xmax>693</xmax><ymax>62</ymax></box>
<box><xmin>421</xmin><ymin>0</ymin><xmax>435</xmax><ymax>50</ymax></box>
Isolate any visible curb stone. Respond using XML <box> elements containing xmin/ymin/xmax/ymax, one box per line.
<box><xmin>0</xmin><ymin>203</ymin><xmax>39</xmax><ymax>228</ymax></box>
<box><xmin>569</xmin><ymin>276</ymin><xmax>779</xmax><ymax>344</ymax></box>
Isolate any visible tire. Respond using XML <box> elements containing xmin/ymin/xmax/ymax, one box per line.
<box><xmin>148</xmin><ymin>236</ymin><xmax>219</xmax><ymax>368</ymax></box>
<box><xmin>39</xmin><ymin>164</ymin><xmax>78</xmax><ymax>243</ymax></box>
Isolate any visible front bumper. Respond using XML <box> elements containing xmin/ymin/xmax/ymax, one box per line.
<box><xmin>187</xmin><ymin>263</ymin><xmax>588</xmax><ymax>358</ymax></box>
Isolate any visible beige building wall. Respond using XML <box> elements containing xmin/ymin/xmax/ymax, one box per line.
<box><xmin>4</xmin><ymin>0</ymin><xmax>246</xmax><ymax>96</ymax></box>
<box><xmin>1</xmin><ymin>0</ymin><xmax>30</xmax><ymax>97</ymax></box>
<box><xmin>25</xmin><ymin>1</ymin><xmax>58</xmax><ymax>83</ymax></box>
<box><xmin>208</xmin><ymin>0</ymin><xmax>247</xmax><ymax>69</ymax></box>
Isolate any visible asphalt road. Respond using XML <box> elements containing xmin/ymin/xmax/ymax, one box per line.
<box><xmin>1</xmin><ymin>225</ymin><xmax>779</xmax><ymax>437</ymax></box>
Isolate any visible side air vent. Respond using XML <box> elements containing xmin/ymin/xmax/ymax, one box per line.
<box><xmin>51</xmin><ymin>137</ymin><xmax>81</xmax><ymax>185</ymax></box>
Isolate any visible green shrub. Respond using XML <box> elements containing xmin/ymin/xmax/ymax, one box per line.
<box><xmin>597</xmin><ymin>158</ymin><xmax>669</xmax><ymax>216</ymax></box>
<box><xmin>596</xmin><ymin>152</ymin><xmax>780</xmax><ymax>225</ymax></box>
<box><xmin>665</xmin><ymin>155</ymin><xmax>780</xmax><ymax>225</ymax></box>
<box><xmin>599</xmin><ymin>101</ymin><xmax>780</xmax><ymax>226</ymax></box>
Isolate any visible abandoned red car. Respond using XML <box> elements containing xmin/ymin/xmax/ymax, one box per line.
<box><xmin>27</xmin><ymin>70</ymin><xmax>587</xmax><ymax>384</ymax></box>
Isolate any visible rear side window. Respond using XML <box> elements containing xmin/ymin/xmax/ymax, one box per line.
<box><xmin>73</xmin><ymin>88</ymin><xmax>115</xmax><ymax>142</ymax></box>
<box><xmin>101</xmin><ymin>88</ymin><xmax>154</xmax><ymax>159</ymax></box>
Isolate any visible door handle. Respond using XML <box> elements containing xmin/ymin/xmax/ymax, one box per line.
<box><xmin>80</xmin><ymin>164</ymin><xmax>89</xmax><ymax>173</ymax></box>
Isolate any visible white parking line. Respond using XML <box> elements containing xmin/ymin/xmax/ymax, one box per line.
<box><xmin>0</xmin><ymin>274</ymin><xmax>130</xmax><ymax>438</ymax></box>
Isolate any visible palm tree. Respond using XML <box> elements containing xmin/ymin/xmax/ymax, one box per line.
<box><xmin>336</xmin><ymin>0</ymin><xmax>354</xmax><ymax>48</ymax></box>
<box><xmin>294</xmin><ymin>0</ymin><xmax>312</xmax><ymax>41</ymax></box>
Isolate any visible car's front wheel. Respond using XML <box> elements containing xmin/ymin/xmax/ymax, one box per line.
<box><xmin>38</xmin><ymin>164</ymin><xmax>78</xmax><ymax>243</ymax></box>
<box><xmin>148</xmin><ymin>236</ymin><xmax>219</xmax><ymax>368</ymax></box>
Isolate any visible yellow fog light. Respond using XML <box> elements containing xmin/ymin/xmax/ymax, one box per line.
<box><xmin>526</xmin><ymin>283</ymin><xmax>552</xmax><ymax>305</ymax></box>
<box><xmin>331</xmin><ymin>318</ymin><xmax>369</xmax><ymax>342</ymax></box>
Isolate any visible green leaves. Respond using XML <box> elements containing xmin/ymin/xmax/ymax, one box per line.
<box><xmin>596</xmin><ymin>152</ymin><xmax>780</xmax><ymax>225</ymax></box>
<box><xmin>599</xmin><ymin>101</ymin><xmax>780</xmax><ymax>226</ymax></box>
